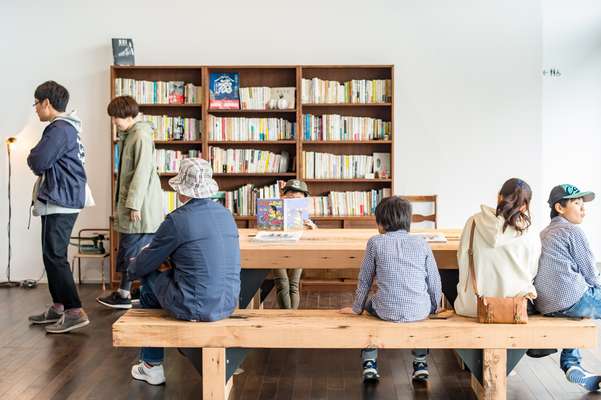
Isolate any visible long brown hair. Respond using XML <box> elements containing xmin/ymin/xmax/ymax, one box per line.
<box><xmin>496</xmin><ymin>178</ymin><xmax>532</xmax><ymax>234</ymax></box>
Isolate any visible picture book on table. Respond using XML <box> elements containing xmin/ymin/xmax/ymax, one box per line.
<box><xmin>256</xmin><ymin>198</ymin><xmax>309</xmax><ymax>231</ymax></box>
<box><xmin>111</xmin><ymin>38</ymin><xmax>135</xmax><ymax>65</ymax></box>
<box><xmin>209</xmin><ymin>72</ymin><xmax>240</xmax><ymax>109</ymax></box>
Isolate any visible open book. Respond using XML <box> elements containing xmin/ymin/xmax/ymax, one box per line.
<box><xmin>409</xmin><ymin>232</ymin><xmax>448</xmax><ymax>243</ymax></box>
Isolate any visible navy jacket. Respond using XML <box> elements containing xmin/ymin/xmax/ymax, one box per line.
<box><xmin>128</xmin><ymin>198</ymin><xmax>241</xmax><ymax>321</ymax></box>
<box><xmin>27</xmin><ymin>115</ymin><xmax>87</xmax><ymax>209</ymax></box>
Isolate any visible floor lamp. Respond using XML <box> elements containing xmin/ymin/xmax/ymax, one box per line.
<box><xmin>1</xmin><ymin>136</ymin><xmax>19</xmax><ymax>288</ymax></box>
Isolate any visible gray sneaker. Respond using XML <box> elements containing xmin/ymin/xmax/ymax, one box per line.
<box><xmin>29</xmin><ymin>306</ymin><xmax>63</xmax><ymax>325</ymax></box>
<box><xmin>45</xmin><ymin>310</ymin><xmax>90</xmax><ymax>334</ymax></box>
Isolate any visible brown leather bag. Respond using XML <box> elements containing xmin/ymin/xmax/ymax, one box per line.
<box><xmin>466</xmin><ymin>221</ymin><xmax>528</xmax><ymax>324</ymax></box>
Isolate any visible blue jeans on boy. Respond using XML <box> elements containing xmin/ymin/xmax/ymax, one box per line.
<box><xmin>361</xmin><ymin>299</ymin><xmax>428</xmax><ymax>362</ymax></box>
<box><xmin>139</xmin><ymin>270</ymin><xmax>164</xmax><ymax>365</ymax></box>
<box><xmin>546</xmin><ymin>286</ymin><xmax>601</xmax><ymax>372</ymax></box>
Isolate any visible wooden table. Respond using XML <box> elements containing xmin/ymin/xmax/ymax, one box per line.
<box><xmin>239</xmin><ymin>228</ymin><xmax>461</xmax><ymax>270</ymax></box>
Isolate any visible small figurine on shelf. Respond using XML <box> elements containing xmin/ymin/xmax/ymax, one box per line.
<box><xmin>277</xmin><ymin>94</ymin><xmax>288</xmax><ymax>110</ymax></box>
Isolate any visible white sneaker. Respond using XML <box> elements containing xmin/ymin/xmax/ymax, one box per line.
<box><xmin>131</xmin><ymin>361</ymin><xmax>166</xmax><ymax>385</ymax></box>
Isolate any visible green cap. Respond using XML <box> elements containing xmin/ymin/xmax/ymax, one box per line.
<box><xmin>547</xmin><ymin>184</ymin><xmax>595</xmax><ymax>207</ymax></box>
<box><xmin>283</xmin><ymin>179</ymin><xmax>309</xmax><ymax>196</ymax></box>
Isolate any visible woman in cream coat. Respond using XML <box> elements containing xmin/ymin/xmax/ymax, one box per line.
<box><xmin>454</xmin><ymin>178</ymin><xmax>541</xmax><ymax>384</ymax></box>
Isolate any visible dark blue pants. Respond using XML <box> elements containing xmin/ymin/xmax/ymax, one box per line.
<box><xmin>41</xmin><ymin>213</ymin><xmax>81</xmax><ymax>309</ymax></box>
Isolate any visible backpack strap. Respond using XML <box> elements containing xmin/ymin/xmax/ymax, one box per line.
<box><xmin>464</xmin><ymin>220</ymin><xmax>480</xmax><ymax>296</ymax></box>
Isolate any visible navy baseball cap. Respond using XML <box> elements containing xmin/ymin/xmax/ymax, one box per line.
<box><xmin>547</xmin><ymin>184</ymin><xmax>595</xmax><ymax>207</ymax></box>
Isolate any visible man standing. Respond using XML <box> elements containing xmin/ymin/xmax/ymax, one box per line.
<box><xmin>27</xmin><ymin>81</ymin><xmax>90</xmax><ymax>333</ymax></box>
<box><xmin>97</xmin><ymin>96</ymin><xmax>163</xmax><ymax>309</ymax></box>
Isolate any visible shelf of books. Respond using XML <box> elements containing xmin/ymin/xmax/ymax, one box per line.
<box><xmin>109</xmin><ymin>65</ymin><xmax>393</xmax><ymax>286</ymax></box>
<box><xmin>110</xmin><ymin>66</ymin><xmax>204</xmax><ymax>285</ymax></box>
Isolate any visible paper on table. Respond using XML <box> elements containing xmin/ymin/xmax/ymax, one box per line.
<box><xmin>409</xmin><ymin>232</ymin><xmax>448</xmax><ymax>243</ymax></box>
<box><xmin>252</xmin><ymin>231</ymin><xmax>303</xmax><ymax>243</ymax></box>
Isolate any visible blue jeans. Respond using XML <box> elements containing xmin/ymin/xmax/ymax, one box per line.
<box><xmin>361</xmin><ymin>299</ymin><xmax>428</xmax><ymax>362</ymax></box>
<box><xmin>546</xmin><ymin>287</ymin><xmax>601</xmax><ymax>372</ymax></box>
<box><xmin>139</xmin><ymin>271</ymin><xmax>164</xmax><ymax>365</ymax></box>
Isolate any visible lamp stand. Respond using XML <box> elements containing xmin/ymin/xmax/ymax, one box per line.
<box><xmin>1</xmin><ymin>139</ymin><xmax>19</xmax><ymax>288</ymax></box>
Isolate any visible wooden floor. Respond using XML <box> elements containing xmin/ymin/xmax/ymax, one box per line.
<box><xmin>1</xmin><ymin>285</ymin><xmax>601</xmax><ymax>400</ymax></box>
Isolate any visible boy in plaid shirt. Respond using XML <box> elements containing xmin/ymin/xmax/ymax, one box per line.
<box><xmin>340</xmin><ymin>196</ymin><xmax>441</xmax><ymax>383</ymax></box>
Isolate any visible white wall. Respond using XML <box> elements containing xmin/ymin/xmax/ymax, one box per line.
<box><xmin>0</xmin><ymin>0</ymin><xmax>542</xmax><ymax>281</ymax></box>
<box><xmin>542</xmin><ymin>0</ymin><xmax>601</xmax><ymax>256</ymax></box>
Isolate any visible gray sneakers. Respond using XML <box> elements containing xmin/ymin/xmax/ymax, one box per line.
<box><xmin>29</xmin><ymin>306</ymin><xmax>63</xmax><ymax>324</ymax></box>
<box><xmin>45</xmin><ymin>310</ymin><xmax>90</xmax><ymax>334</ymax></box>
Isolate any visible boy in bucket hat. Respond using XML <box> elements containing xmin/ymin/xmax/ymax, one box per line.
<box><xmin>126</xmin><ymin>158</ymin><xmax>241</xmax><ymax>385</ymax></box>
<box><xmin>534</xmin><ymin>184</ymin><xmax>601</xmax><ymax>391</ymax></box>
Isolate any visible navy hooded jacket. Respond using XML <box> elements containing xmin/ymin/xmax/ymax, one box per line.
<box><xmin>27</xmin><ymin>112</ymin><xmax>87</xmax><ymax>209</ymax></box>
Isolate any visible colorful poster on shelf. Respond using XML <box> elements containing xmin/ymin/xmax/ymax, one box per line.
<box><xmin>256</xmin><ymin>198</ymin><xmax>309</xmax><ymax>231</ymax></box>
<box><xmin>373</xmin><ymin>152</ymin><xmax>391</xmax><ymax>179</ymax></box>
<box><xmin>168</xmin><ymin>81</ymin><xmax>185</xmax><ymax>104</ymax></box>
<box><xmin>209</xmin><ymin>72</ymin><xmax>240</xmax><ymax>109</ymax></box>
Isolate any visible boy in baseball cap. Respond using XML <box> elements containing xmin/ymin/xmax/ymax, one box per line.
<box><xmin>534</xmin><ymin>184</ymin><xmax>600</xmax><ymax>391</ymax></box>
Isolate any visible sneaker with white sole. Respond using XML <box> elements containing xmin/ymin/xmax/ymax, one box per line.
<box><xmin>45</xmin><ymin>310</ymin><xmax>90</xmax><ymax>334</ymax></box>
<box><xmin>412</xmin><ymin>359</ymin><xmax>429</xmax><ymax>382</ymax></box>
<box><xmin>565</xmin><ymin>366</ymin><xmax>601</xmax><ymax>392</ymax></box>
<box><xmin>131</xmin><ymin>361</ymin><xmax>166</xmax><ymax>385</ymax></box>
<box><xmin>29</xmin><ymin>306</ymin><xmax>63</xmax><ymax>324</ymax></box>
<box><xmin>97</xmin><ymin>292</ymin><xmax>132</xmax><ymax>309</ymax></box>
<box><xmin>362</xmin><ymin>359</ymin><xmax>380</xmax><ymax>383</ymax></box>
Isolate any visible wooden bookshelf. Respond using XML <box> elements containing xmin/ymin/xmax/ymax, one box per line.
<box><xmin>109</xmin><ymin>65</ymin><xmax>394</xmax><ymax>285</ymax></box>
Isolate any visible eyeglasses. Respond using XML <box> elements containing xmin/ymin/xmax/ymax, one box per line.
<box><xmin>32</xmin><ymin>100</ymin><xmax>40</xmax><ymax>107</ymax></box>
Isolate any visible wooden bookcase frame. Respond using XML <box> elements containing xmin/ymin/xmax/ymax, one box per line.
<box><xmin>109</xmin><ymin>65</ymin><xmax>394</xmax><ymax>285</ymax></box>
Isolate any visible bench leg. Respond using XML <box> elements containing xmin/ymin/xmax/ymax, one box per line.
<box><xmin>202</xmin><ymin>347</ymin><xmax>229</xmax><ymax>400</ymax></box>
<box><xmin>481</xmin><ymin>348</ymin><xmax>506</xmax><ymax>400</ymax></box>
<box><xmin>252</xmin><ymin>289</ymin><xmax>263</xmax><ymax>310</ymax></box>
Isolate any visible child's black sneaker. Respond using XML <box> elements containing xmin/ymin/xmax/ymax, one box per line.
<box><xmin>362</xmin><ymin>359</ymin><xmax>380</xmax><ymax>383</ymax></box>
<box><xmin>412</xmin><ymin>359</ymin><xmax>429</xmax><ymax>382</ymax></box>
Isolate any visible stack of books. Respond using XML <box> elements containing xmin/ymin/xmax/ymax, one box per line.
<box><xmin>210</xmin><ymin>147</ymin><xmax>290</xmax><ymax>174</ymax></box>
<box><xmin>303</xmin><ymin>151</ymin><xmax>390</xmax><ymax>179</ymax></box>
<box><xmin>114</xmin><ymin>78</ymin><xmax>201</xmax><ymax>104</ymax></box>
<box><xmin>239</xmin><ymin>87</ymin><xmax>296</xmax><ymax>110</ymax></box>
<box><xmin>208</xmin><ymin>116</ymin><xmax>295</xmax><ymax>141</ymax></box>
<box><xmin>184</xmin><ymin>83</ymin><xmax>203</xmax><ymax>104</ymax></box>
<box><xmin>155</xmin><ymin>149</ymin><xmax>199</xmax><ymax>173</ymax></box>
<box><xmin>301</xmin><ymin>78</ymin><xmax>392</xmax><ymax>104</ymax></box>
<box><xmin>141</xmin><ymin>115</ymin><xmax>201</xmax><ymax>141</ymax></box>
<box><xmin>214</xmin><ymin>180</ymin><xmax>283</xmax><ymax>216</ymax></box>
<box><xmin>310</xmin><ymin>189</ymin><xmax>392</xmax><ymax>216</ymax></box>
<box><xmin>162</xmin><ymin>191</ymin><xmax>184</xmax><ymax>214</ymax></box>
<box><xmin>302</xmin><ymin>114</ymin><xmax>391</xmax><ymax>141</ymax></box>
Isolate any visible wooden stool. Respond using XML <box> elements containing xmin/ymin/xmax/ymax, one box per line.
<box><xmin>71</xmin><ymin>253</ymin><xmax>110</xmax><ymax>291</ymax></box>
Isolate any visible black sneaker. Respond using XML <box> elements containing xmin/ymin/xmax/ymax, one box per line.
<box><xmin>363</xmin><ymin>360</ymin><xmax>380</xmax><ymax>383</ymax></box>
<box><xmin>412</xmin><ymin>360</ymin><xmax>429</xmax><ymax>382</ymax></box>
<box><xmin>29</xmin><ymin>306</ymin><xmax>63</xmax><ymax>324</ymax></box>
<box><xmin>97</xmin><ymin>292</ymin><xmax>132</xmax><ymax>309</ymax></box>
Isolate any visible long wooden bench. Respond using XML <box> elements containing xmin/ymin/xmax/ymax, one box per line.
<box><xmin>113</xmin><ymin>309</ymin><xmax>597</xmax><ymax>400</ymax></box>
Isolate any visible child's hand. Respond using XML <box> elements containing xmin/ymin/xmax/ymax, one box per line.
<box><xmin>304</xmin><ymin>220</ymin><xmax>318</xmax><ymax>230</ymax></box>
<box><xmin>339</xmin><ymin>307</ymin><xmax>356</xmax><ymax>315</ymax></box>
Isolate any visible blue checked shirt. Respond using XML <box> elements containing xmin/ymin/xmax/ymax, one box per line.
<box><xmin>352</xmin><ymin>230</ymin><xmax>442</xmax><ymax>322</ymax></box>
<box><xmin>534</xmin><ymin>216</ymin><xmax>601</xmax><ymax>315</ymax></box>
